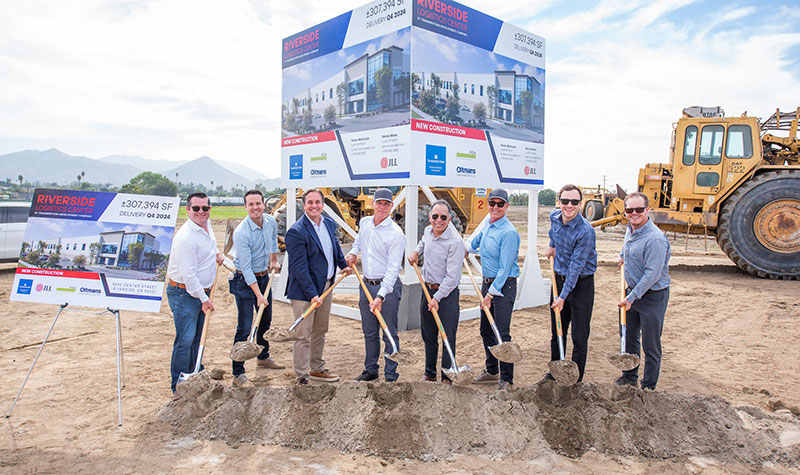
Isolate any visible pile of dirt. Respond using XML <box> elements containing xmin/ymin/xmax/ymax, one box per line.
<box><xmin>155</xmin><ymin>379</ymin><xmax>800</xmax><ymax>465</ymax></box>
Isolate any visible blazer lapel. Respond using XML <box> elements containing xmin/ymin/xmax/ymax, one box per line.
<box><xmin>303</xmin><ymin>215</ymin><xmax>324</xmax><ymax>253</ymax></box>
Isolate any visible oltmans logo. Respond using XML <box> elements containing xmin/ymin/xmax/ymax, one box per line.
<box><xmin>456</xmin><ymin>166</ymin><xmax>476</xmax><ymax>175</ymax></box>
<box><xmin>309</xmin><ymin>169</ymin><xmax>327</xmax><ymax>176</ymax></box>
<box><xmin>80</xmin><ymin>287</ymin><xmax>102</xmax><ymax>294</ymax></box>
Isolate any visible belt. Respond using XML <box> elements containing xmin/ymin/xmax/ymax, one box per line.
<box><xmin>626</xmin><ymin>286</ymin><xmax>668</xmax><ymax>296</ymax></box>
<box><xmin>483</xmin><ymin>276</ymin><xmax>516</xmax><ymax>284</ymax></box>
<box><xmin>425</xmin><ymin>282</ymin><xmax>441</xmax><ymax>290</ymax></box>
<box><xmin>237</xmin><ymin>270</ymin><xmax>267</xmax><ymax>277</ymax></box>
<box><xmin>364</xmin><ymin>278</ymin><xmax>382</xmax><ymax>286</ymax></box>
<box><xmin>556</xmin><ymin>274</ymin><xmax>593</xmax><ymax>281</ymax></box>
<box><xmin>168</xmin><ymin>279</ymin><xmax>211</xmax><ymax>293</ymax></box>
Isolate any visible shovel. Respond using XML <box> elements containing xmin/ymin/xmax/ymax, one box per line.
<box><xmin>351</xmin><ymin>266</ymin><xmax>416</xmax><ymax>365</ymax></box>
<box><xmin>547</xmin><ymin>256</ymin><xmax>580</xmax><ymax>386</ymax></box>
<box><xmin>463</xmin><ymin>258</ymin><xmax>522</xmax><ymax>363</ymax></box>
<box><xmin>230</xmin><ymin>270</ymin><xmax>276</xmax><ymax>362</ymax></box>
<box><xmin>608</xmin><ymin>263</ymin><xmax>640</xmax><ymax>371</ymax></box>
<box><xmin>263</xmin><ymin>273</ymin><xmax>348</xmax><ymax>342</ymax></box>
<box><xmin>178</xmin><ymin>264</ymin><xmax>220</xmax><ymax>384</ymax></box>
<box><xmin>411</xmin><ymin>262</ymin><xmax>474</xmax><ymax>385</ymax></box>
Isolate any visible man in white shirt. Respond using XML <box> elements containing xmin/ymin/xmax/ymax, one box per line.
<box><xmin>166</xmin><ymin>192</ymin><xmax>223</xmax><ymax>399</ymax></box>
<box><xmin>345</xmin><ymin>188</ymin><xmax>405</xmax><ymax>382</ymax></box>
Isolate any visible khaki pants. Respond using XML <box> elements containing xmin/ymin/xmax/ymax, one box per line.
<box><xmin>291</xmin><ymin>281</ymin><xmax>333</xmax><ymax>380</ymax></box>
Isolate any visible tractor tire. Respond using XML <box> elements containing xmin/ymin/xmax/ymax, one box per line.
<box><xmin>272</xmin><ymin>200</ymin><xmax>304</xmax><ymax>238</ymax></box>
<box><xmin>716</xmin><ymin>170</ymin><xmax>800</xmax><ymax>279</ymax></box>
<box><xmin>583</xmin><ymin>200</ymin><xmax>604</xmax><ymax>221</ymax></box>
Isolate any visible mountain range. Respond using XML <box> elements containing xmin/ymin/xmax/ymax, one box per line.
<box><xmin>0</xmin><ymin>149</ymin><xmax>281</xmax><ymax>189</ymax></box>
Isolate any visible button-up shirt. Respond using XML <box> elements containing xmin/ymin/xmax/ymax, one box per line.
<box><xmin>467</xmin><ymin>216</ymin><xmax>520</xmax><ymax>296</ymax></box>
<box><xmin>306</xmin><ymin>213</ymin><xmax>335</xmax><ymax>279</ymax></box>
<box><xmin>621</xmin><ymin>218</ymin><xmax>671</xmax><ymax>303</ymax></box>
<box><xmin>415</xmin><ymin>222</ymin><xmax>465</xmax><ymax>301</ymax></box>
<box><xmin>167</xmin><ymin>219</ymin><xmax>218</xmax><ymax>303</ymax></box>
<box><xmin>348</xmin><ymin>215</ymin><xmax>405</xmax><ymax>298</ymax></box>
<box><xmin>232</xmin><ymin>214</ymin><xmax>278</xmax><ymax>286</ymax></box>
<box><xmin>548</xmin><ymin>209</ymin><xmax>597</xmax><ymax>300</ymax></box>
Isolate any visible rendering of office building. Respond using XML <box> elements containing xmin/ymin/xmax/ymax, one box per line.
<box><xmin>415</xmin><ymin>70</ymin><xmax>544</xmax><ymax>130</ymax></box>
<box><xmin>33</xmin><ymin>230</ymin><xmax>162</xmax><ymax>269</ymax></box>
<box><xmin>284</xmin><ymin>46</ymin><xmax>411</xmax><ymax>118</ymax></box>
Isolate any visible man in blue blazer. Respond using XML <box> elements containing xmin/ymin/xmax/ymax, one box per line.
<box><xmin>285</xmin><ymin>188</ymin><xmax>351</xmax><ymax>385</ymax></box>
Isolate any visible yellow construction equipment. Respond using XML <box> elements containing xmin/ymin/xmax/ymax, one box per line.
<box><xmin>587</xmin><ymin>106</ymin><xmax>800</xmax><ymax>280</ymax></box>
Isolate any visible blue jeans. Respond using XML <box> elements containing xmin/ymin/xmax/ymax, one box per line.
<box><xmin>167</xmin><ymin>285</ymin><xmax>206</xmax><ymax>391</ymax></box>
<box><xmin>229</xmin><ymin>272</ymin><xmax>272</xmax><ymax>376</ymax></box>
<box><xmin>358</xmin><ymin>279</ymin><xmax>401</xmax><ymax>381</ymax></box>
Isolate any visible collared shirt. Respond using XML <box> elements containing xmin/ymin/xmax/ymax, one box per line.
<box><xmin>548</xmin><ymin>209</ymin><xmax>597</xmax><ymax>300</ymax></box>
<box><xmin>621</xmin><ymin>218</ymin><xmax>671</xmax><ymax>303</ymax></box>
<box><xmin>348</xmin><ymin>215</ymin><xmax>405</xmax><ymax>298</ymax></box>
<box><xmin>306</xmin><ymin>213</ymin><xmax>335</xmax><ymax>279</ymax></box>
<box><xmin>415</xmin><ymin>222</ymin><xmax>465</xmax><ymax>302</ymax></box>
<box><xmin>232</xmin><ymin>214</ymin><xmax>279</xmax><ymax>286</ymax></box>
<box><xmin>467</xmin><ymin>216</ymin><xmax>520</xmax><ymax>296</ymax></box>
<box><xmin>166</xmin><ymin>219</ymin><xmax>218</xmax><ymax>303</ymax></box>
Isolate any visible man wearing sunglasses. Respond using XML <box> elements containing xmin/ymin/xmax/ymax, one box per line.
<box><xmin>346</xmin><ymin>188</ymin><xmax>405</xmax><ymax>382</ymax></box>
<box><xmin>543</xmin><ymin>184</ymin><xmax>597</xmax><ymax>383</ymax></box>
<box><xmin>466</xmin><ymin>188</ymin><xmax>520</xmax><ymax>391</ymax></box>
<box><xmin>408</xmin><ymin>200</ymin><xmax>465</xmax><ymax>384</ymax></box>
<box><xmin>229</xmin><ymin>189</ymin><xmax>285</xmax><ymax>389</ymax></box>
<box><xmin>166</xmin><ymin>192</ymin><xmax>224</xmax><ymax>400</ymax></box>
<box><xmin>615</xmin><ymin>192</ymin><xmax>671</xmax><ymax>391</ymax></box>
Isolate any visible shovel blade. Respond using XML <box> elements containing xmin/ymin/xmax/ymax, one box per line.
<box><xmin>263</xmin><ymin>327</ymin><xmax>299</xmax><ymax>342</ymax></box>
<box><xmin>443</xmin><ymin>364</ymin><xmax>474</xmax><ymax>386</ymax></box>
<box><xmin>230</xmin><ymin>341</ymin><xmax>264</xmax><ymax>362</ymax></box>
<box><xmin>489</xmin><ymin>342</ymin><xmax>523</xmax><ymax>363</ymax></box>
<box><xmin>548</xmin><ymin>359</ymin><xmax>579</xmax><ymax>386</ymax></box>
<box><xmin>607</xmin><ymin>352</ymin><xmax>640</xmax><ymax>371</ymax></box>
<box><xmin>384</xmin><ymin>349</ymin><xmax>417</xmax><ymax>365</ymax></box>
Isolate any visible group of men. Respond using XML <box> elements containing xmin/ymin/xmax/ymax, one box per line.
<box><xmin>166</xmin><ymin>185</ymin><xmax>670</xmax><ymax>398</ymax></box>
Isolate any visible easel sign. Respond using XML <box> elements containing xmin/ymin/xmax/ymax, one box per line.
<box><xmin>11</xmin><ymin>188</ymin><xmax>179</xmax><ymax>311</ymax></box>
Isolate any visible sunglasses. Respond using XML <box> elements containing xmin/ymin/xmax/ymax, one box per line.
<box><xmin>560</xmin><ymin>198</ymin><xmax>581</xmax><ymax>206</ymax></box>
<box><xmin>190</xmin><ymin>206</ymin><xmax>211</xmax><ymax>212</ymax></box>
<box><xmin>624</xmin><ymin>207</ymin><xmax>646</xmax><ymax>214</ymax></box>
<box><xmin>430</xmin><ymin>214</ymin><xmax>449</xmax><ymax>221</ymax></box>
<box><xmin>487</xmin><ymin>200</ymin><xmax>506</xmax><ymax>207</ymax></box>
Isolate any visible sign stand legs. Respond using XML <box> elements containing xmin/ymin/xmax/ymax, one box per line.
<box><xmin>6</xmin><ymin>304</ymin><xmax>126</xmax><ymax>427</ymax></box>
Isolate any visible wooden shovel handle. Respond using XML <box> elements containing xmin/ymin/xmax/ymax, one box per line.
<box><xmin>411</xmin><ymin>262</ymin><xmax>450</xmax><ymax>342</ymax></box>
<box><xmin>619</xmin><ymin>263</ymin><xmax>626</xmax><ymax>325</ymax></box>
<box><xmin>299</xmin><ymin>272</ymin><xmax>347</xmax><ymax>319</ymax></box>
<box><xmin>197</xmin><ymin>264</ymin><xmax>220</xmax><ymax>346</ymax></box>
<box><xmin>351</xmin><ymin>266</ymin><xmax>389</xmax><ymax>331</ymax></box>
<box><xmin>251</xmin><ymin>270</ymin><xmax>276</xmax><ymax>332</ymax></box>
<box><xmin>463</xmin><ymin>257</ymin><xmax>496</xmax><ymax>325</ymax></box>
<box><xmin>547</xmin><ymin>256</ymin><xmax>564</xmax><ymax>337</ymax></box>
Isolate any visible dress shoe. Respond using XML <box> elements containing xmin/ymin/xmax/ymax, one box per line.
<box><xmin>232</xmin><ymin>374</ymin><xmax>253</xmax><ymax>388</ymax></box>
<box><xmin>419</xmin><ymin>375</ymin><xmax>436</xmax><ymax>382</ymax></box>
<box><xmin>354</xmin><ymin>371</ymin><xmax>379</xmax><ymax>382</ymax></box>
<box><xmin>309</xmin><ymin>369</ymin><xmax>340</xmax><ymax>382</ymax></box>
<box><xmin>257</xmin><ymin>357</ymin><xmax>285</xmax><ymax>370</ymax></box>
<box><xmin>473</xmin><ymin>369</ymin><xmax>500</xmax><ymax>384</ymax></box>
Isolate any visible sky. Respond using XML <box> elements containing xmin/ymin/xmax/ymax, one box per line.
<box><xmin>1</xmin><ymin>0</ymin><xmax>798</xmax><ymax>192</ymax></box>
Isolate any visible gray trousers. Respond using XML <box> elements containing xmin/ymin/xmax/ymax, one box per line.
<box><xmin>358</xmin><ymin>279</ymin><xmax>402</xmax><ymax>381</ymax></box>
<box><xmin>622</xmin><ymin>288</ymin><xmax>669</xmax><ymax>389</ymax></box>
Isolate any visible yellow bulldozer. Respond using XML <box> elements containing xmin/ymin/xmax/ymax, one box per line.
<box><xmin>584</xmin><ymin>106</ymin><xmax>800</xmax><ymax>280</ymax></box>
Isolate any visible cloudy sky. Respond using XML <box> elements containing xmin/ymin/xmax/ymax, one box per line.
<box><xmin>1</xmin><ymin>0</ymin><xmax>798</xmax><ymax>191</ymax></box>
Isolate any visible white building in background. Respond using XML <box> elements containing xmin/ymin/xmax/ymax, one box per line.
<box><xmin>284</xmin><ymin>46</ymin><xmax>411</xmax><ymax>118</ymax></box>
<box><xmin>33</xmin><ymin>230</ymin><xmax>162</xmax><ymax>269</ymax></box>
<box><xmin>415</xmin><ymin>70</ymin><xmax>544</xmax><ymax>130</ymax></box>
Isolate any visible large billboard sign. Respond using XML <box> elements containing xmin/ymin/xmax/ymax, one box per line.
<box><xmin>281</xmin><ymin>0</ymin><xmax>545</xmax><ymax>189</ymax></box>
<box><xmin>10</xmin><ymin>189</ymin><xmax>179</xmax><ymax>312</ymax></box>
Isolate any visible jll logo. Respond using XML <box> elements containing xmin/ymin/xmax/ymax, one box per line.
<box><xmin>381</xmin><ymin>157</ymin><xmax>398</xmax><ymax>168</ymax></box>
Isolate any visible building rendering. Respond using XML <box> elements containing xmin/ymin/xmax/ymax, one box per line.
<box><xmin>33</xmin><ymin>230</ymin><xmax>163</xmax><ymax>270</ymax></box>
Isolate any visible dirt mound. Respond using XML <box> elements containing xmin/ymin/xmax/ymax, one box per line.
<box><xmin>155</xmin><ymin>380</ymin><xmax>800</xmax><ymax>465</ymax></box>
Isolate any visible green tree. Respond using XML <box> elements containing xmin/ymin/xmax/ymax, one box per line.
<box><xmin>374</xmin><ymin>65</ymin><xmax>393</xmax><ymax>111</ymax></box>
<box><xmin>336</xmin><ymin>82</ymin><xmax>347</xmax><ymax>116</ymax></box>
<box><xmin>72</xmin><ymin>255</ymin><xmax>87</xmax><ymax>267</ymax></box>
<box><xmin>519</xmin><ymin>90</ymin><xmax>533</xmax><ymax>127</ymax></box>
<box><xmin>418</xmin><ymin>89</ymin><xmax>436</xmax><ymax>115</ymax></box>
<box><xmin>127</xmin><ymin>242</ymin><xmax>144</xmax><ymax>268</ymax></box>
<box><xmin>411</xmin><ymin>72</ymin><xmax>420</xmax><ymax>91</ymax></box>
<box><xmin>89</xmin><ymin>242</ymin><xmax>101</xmax><ymax>264</ymax></box>
<box><xmin>46</xmin><ymin>249</ymin><xmax>61</xmax><ymax>267</ymax></box>
<box><xmin>486</xmin><ymin>85</ymin><xmax>497</xmax><ymax>119</ymax></box>
<box><xmin>324</xmin><ymin>104</ymin><xmax>337</xmax><ymax>126</ymax></box>
<box><xmin>538</xmin><ymin>188</ymin><xmax>556</xmax><ymax>206</ymax></box>
<box><xmin>301</xmin><ymin>106</ymin><xmax>313</xmax><ymax>133</ymax></box>
<box><xmin>444</xmin><ymin>94</ymin><xmax>460</xmax><ymax>122</ymax></box>
<box><xmin>473</xmin><ymin>102</ymin><xmax>487</xmax><ymax>123</ymax></box>
<box><xmin>430</xmin><ymin>73</ymin><xmax>441</xmax><ymax>99</ymax></box>
<box><xmin>120</xmin><ymin>171</ymin><xmax>178</xmax><ymax>196</ymax></box>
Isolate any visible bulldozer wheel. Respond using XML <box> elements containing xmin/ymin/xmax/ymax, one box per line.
<box><xmin>583</xmin><ymin>200</ymin><xmax>604</xmax><ymax>221</ymax></box>
<box><xmin>716</xmin><ymin>170</ymin><xmax>800</xmax><ymax>279</ymax></box>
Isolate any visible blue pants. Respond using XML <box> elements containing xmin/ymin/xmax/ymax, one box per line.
<box><xmin>420</xmin><ymin>287</ymin><xmax>460</xmax><ymax>382</ymax></box>
<box><xmin>229</xmin><ymin>272</ymin><xmax>273</xmax><ymax>376</ymax></box>
<box><xmin>622</xmin><ymin>288</ymin><xmax>669</xmax><ymax>389</ymax></box>
<box><xmin>358</xmin><ymin>279</ymin><xmax>401</xmax><ymax>381</ymax></box>
<box><xmin>167</xmin><ymin>285</ymin><xmax>206</xmax><ymax>391</ymax></box>
<box><xmin>481</xmin><ymin>278</ymin><xmax>516</xmax><ymax>384</ymax></box>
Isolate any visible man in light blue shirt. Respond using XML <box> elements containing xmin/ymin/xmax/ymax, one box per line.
<box><xmin>615</xmin><ymin>192</ymin><xmax>670</xmax><ymax>391</ymax></box>
<box><xmin>229</xmin><ymin>190</ymin><xmax>283</xmax><ymax>388</ymax></box>
<box><xmin>466</xmin><ymin>188</ymin><xmax>520</xmax><ymax>390</ymax></box>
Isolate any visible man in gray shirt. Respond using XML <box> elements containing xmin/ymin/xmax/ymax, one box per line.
<box><xmin>615</xmin><ymin>192</ymin><xmax>671</xmax><ymax>391</ymax></box>
<box><xmin>408</xmin><ymin>200</ymin><xmax>465</xmax><ymax>384</ymax></box>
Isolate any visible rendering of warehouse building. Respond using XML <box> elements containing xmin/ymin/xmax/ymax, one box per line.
<box><xmin>32</xmin><ymin>230</ymin><xmax>162</xmax><ymax>269</ymax></box>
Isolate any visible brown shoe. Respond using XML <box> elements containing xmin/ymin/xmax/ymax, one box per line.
<box><xmin>442</xmin><ymin>379</ymin><xmax>452</xmax><ymax>385</ymax></box>
<box><xmin>473</xmin><ymin>369</ymin><xmax>500</xmax><ymax>384</ymax></box>
<box><xmin>419</xmin><ymin>375</ymin><xmax>436</xmax><ymax>382</ymax></box>
<box><xmin>309</xmin><ymin>369</ymin><xmax>339</xmax><ymax>382</ymax></box>
<box><xmin>257</xmin><ymin>357</ymin><xmax>285</xmax><ymax>370</ymax></box>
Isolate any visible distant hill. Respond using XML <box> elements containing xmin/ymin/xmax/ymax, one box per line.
<box><xmin>0</xmin><ymin>149</ymin><xmax>281</xmax><ymax>189</ymax></box>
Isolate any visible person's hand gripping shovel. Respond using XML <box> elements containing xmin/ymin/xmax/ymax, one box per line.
<box><xmin>607</xmin><ymin>262</ymin><xmax>640</xmax><ymax>371</ymax></box>
<box><xmin>230</xmin><ymin>270</ymin><xmax>276</xmax><ymax>362</ymax></box>
<box><xmin>463</xmin><ymin>257</ymin><xmax>522</xmax><ymax>363</ymax></box>
<box><xmin>547</xmin><ymin>256</ymin><xmax>580</xmax><ymax>386</ymax></box>
<box><xmin>178</xmin><ymin>264</ymin><xmax>220</xmax><ymax>384</ymax></box>
<box><xmin>412</xmin><ymin>262</ymin><xmax>474</xmax><ymax>385</ymax></box>
<box><xmin>264</xmin><ymin>273</ymin><xmax>348</xmax><ymax>342</ymax></box>
<box><xmin>351</xmin><ymin>265</ymin><xmax>416</xmax><ymax>365</ymax></box>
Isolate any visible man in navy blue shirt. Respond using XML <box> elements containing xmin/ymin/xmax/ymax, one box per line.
<box><xmin>543</xmin><ymin>184</ymin><xmax>597</xmax><ymax>383</ymax></box>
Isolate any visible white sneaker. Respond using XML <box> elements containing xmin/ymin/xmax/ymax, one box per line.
<box><xmin>232</xmin><ymin>374</ymin><xmax>253</xmax><ymax>388</ymax></box>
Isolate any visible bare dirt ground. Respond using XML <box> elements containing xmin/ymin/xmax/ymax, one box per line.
<box><xmin>1</xmin><ymin>206</ymin><xmax>799</xmax><ymax>474</ymax></box>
